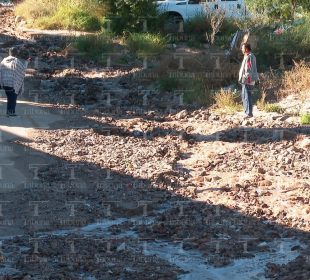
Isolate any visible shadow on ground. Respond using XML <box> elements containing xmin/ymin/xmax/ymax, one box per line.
<box><xmin>0</xmin><ymin>100</ymin><xmax>309</xmax><ymax>279</ymax></box>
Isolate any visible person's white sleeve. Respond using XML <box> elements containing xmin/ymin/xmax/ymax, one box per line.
<box><xmin>20</xmin><ymin>81</ymin><xmax>24</xmax><ymax>95</ymax></box>
<box><xmin>14</xmin><ymin>59</ymin><xmax>26</xmax><ymax>95</ymax></box>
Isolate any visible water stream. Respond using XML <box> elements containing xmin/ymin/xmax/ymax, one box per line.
<box><xmin>48</xmin><ymin>218</ymin><xmax>303</xmax><ymax>280</ymax></box>
<box><xmin>0</xmin><ymin>198</ymin><xmax>304</xmax><ymax>279</ymax></box>
<box><xmin>144</xmin><ymin>238</ymin><xmax>302</xmax><ymax>280</ymax></box>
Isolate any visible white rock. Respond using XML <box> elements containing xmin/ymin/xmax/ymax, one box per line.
<box><xmin>175</xmin><ymin>109</ymin><xmax>188</xmax><ymax>120</ymax></box>
<box><xmin>298</xmin><ymin>138</ymin><xmax>310</xmax><ymax>149</ymax></box>
<box><xmin>15</xmin><ymin>16</ymin><xmax>23</xmax><ymax>24</ymax></box>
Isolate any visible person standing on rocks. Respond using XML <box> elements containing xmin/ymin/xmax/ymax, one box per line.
<box><xmin>238</xmin><ymin>43</ymin><xmax>259</xmax><ymax>118</ymax></box>
<box><xmin>0</xmin><ymin>47</ymin><xmax>29</xmax><ymax>117</ymax></box>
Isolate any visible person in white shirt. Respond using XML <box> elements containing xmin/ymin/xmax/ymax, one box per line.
<box><xmin>238</xmin><ymin>43</ymin><xmax>259</xmax><ymax>118</ymax></box>
<box><xmin>0</xmin><ymin>47</ymin><xmax>29</xmax><ymax>117</ymax></box>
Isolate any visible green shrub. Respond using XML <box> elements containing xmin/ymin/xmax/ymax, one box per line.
<box><xmin>187</xmin><ymin>39</ymin><xmax>204</xmax><ymax>49</ymax></box>
<box><xmin>106</xmin><ymin>0</ymin><xmax>159</xmax><ymax>34</ymax></box>
<box><xmin>74</xmin><ymin>33</ymin><xmax>113</xmax><ymax>58</ymax></box>
<box><xmin>233</xmin><ymin>15</ymin><xmax>267</xmax><ymax>30</ymax></box>
<box><xmin>155</xmin><ymin>77</ymin><xmax>214</xmax><ymax>107</ymax></box>
<box><xmin>125</xmin><ymin>33</ymin><xmax>167</xmax><ymax>56</ymax></box>
<box><xmin>301</xmin><ymin>113</ymin><xmax>310</xmax><ymax>125</ymax></box>
<box><xmin>183</xmin><ymin>81</ymin><xmax>215</xmax><ymax>107</ymax></box>
<box><xmin>156</xmin><ymin>77</ymin><xmax>181</xmax><ymax>92</ymax></box>
<box><xmin>60</xmin><ymin>9</ymin><xmax>101</xmax><ymax>31</ymax></box>
<box><xmin>289</xmin><ymin>15</ymin><xmax>310</xmax><ymax>51</ymax></box>
<box><xmin>213</xmin><ymin>18</ymin><xmax>239</xmax><ymax>48</ymax></box>
<box><xmin>184</xmin><ymin>13</ymin><xmax>210</xmax><ymax>40</ymax></box>
<box><xmin>264</xmin><ymin>103</ymin><xmax>285</xmax><ymax>113</ymax></box>
<box><xmin>183</xmin><ymin>14</ymin><xmax>238</xmax><ymax>45</ymax></box>
<box><xmin>217</xmin><ymin>18</ymin><xmax>239</xmax><ymax>37</ymax></box>
<box><xmin>245</xmin><ymin>0</ymin><xmax>310</xmax><ymax>21</ymax></box>
<box><xmin>254</xmin><ymin>15</ymin><xmax>310</xmax><ymax>69</ymax></box>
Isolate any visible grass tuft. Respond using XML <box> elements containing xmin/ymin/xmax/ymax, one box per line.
<box><xmin>256</xmin><ymin>91</ymin><xmax>267</xmax><ymax>111</ymax></box>
<box><xmin>155</xmin><ymin>77</ymin><xmax>214</xmax><ymax>107</ymax></box>
<box><xmin>214</xmin><ymin>89</ymin><xmax>243</xmax><ymax>114</ymax></box>
<box><xmin>301</xmin><ymin>113</ymin><xmax>310</xmax><ymax>125</ymax></box>
<box><xmin>281</xmin><ymin>61</ymin><xmax>310</xmax><ymax>97</ymax></box>
<box><xmin>264</xmin><ymin>103</ymin><xmax>285</xmax><ymax>114</ymax></box>
<box><xmin>74</xmin><ymin>33</ymin><xmax>113</xmax><ymax>59</ymax></box>
<box><xmin>15</xmin><ymin>0</ymin><xmax>108</xmax><ymax>31</ymax></box>
<box><xmin>125</xmin><ymin>33</ymin><xmax>167</xmax><ymax>56</ymax></box>
<box><xmin>15</xmin><ymin>0</ymin><xmax>59</xmax><ymax>20</ymax></box>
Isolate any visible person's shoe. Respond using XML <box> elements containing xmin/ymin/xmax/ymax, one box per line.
<box><xmin>9</xmin><ymin>113</ymin><xmax>17</xmax><ymax>117</ymax></box>
<box><xmin>243</xmin><ymin>114</ymin><xmax>253</xmax><ymax>120</ymax></box>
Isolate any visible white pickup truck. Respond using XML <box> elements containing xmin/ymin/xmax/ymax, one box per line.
<box><xmin>157</xmin><ymin>0</ymin><xmax>248</xmax><ymax>22</ymax></box>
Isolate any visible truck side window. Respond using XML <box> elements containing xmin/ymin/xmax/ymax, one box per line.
<box><xmin>188</xmin><ymin>0</ymin><xmax>200</xmax><ymax>4</ymax></box>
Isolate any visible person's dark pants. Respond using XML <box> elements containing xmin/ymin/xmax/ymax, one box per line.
<box><xmin>241</xmin><ymin>84</ymin><xmax>254</xmax><ymax>116</ymax></box>
<box><xmin>4</xmin><ymin>86</ymin><xmax>17</xmax><ymax>115</ymax></box>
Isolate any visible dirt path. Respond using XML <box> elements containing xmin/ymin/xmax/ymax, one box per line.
<box><xmin>0</xmin><ymin>98</ymin><xmax>63</xmax><ymax>237</ymax></box>
<box><xmin>1</xmin><ymin>89</ymin><xmax>308</xmax><ymax>279</ymax></box>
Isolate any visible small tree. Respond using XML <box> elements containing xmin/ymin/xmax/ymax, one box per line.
<box><xmin>104</xmin><ymin>0</ymin><xmax>159</xmax><ymax>34</ymax></box>
<box><xmin>204</xmin><ymin>7</ymin><xmax>226</xmax><ymax>45</ymax></box>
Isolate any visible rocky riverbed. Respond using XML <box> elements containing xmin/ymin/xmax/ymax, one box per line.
<box><xmin>0</xmin><ymin>4</ymin><xmax>310</xmax><ymax>280</ymax></box>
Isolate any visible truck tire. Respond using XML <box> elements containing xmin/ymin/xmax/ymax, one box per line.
<box><xmin>163</xmin><ymin>12</ymin><xmax>184</xmax><ymax>33</ymax></box>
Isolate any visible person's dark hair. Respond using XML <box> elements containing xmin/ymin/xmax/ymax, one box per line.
<box><xmin>18</xmin><ymin>49</ymin><xmax>30</xmax><ymax>60</ymax></box>
<box><xmin>9</xmin><ymin>47</ymin><xmax>18</xmax><ymax>57</ymax></box>
<box><xmin>242</xmin><ymin>43</ymin><xmax>252</xmax><ymax>52</ymax></box>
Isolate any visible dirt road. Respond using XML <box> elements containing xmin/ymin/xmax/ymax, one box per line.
<box><xmin>0</xmin><ymin>4</ymin><xmax>310</xmax><ymax>279</ymax></box>
<box><xmin>0</xmin><ymin>86</ymin><xmax>309</xmax><ymax>279</ymax></box>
